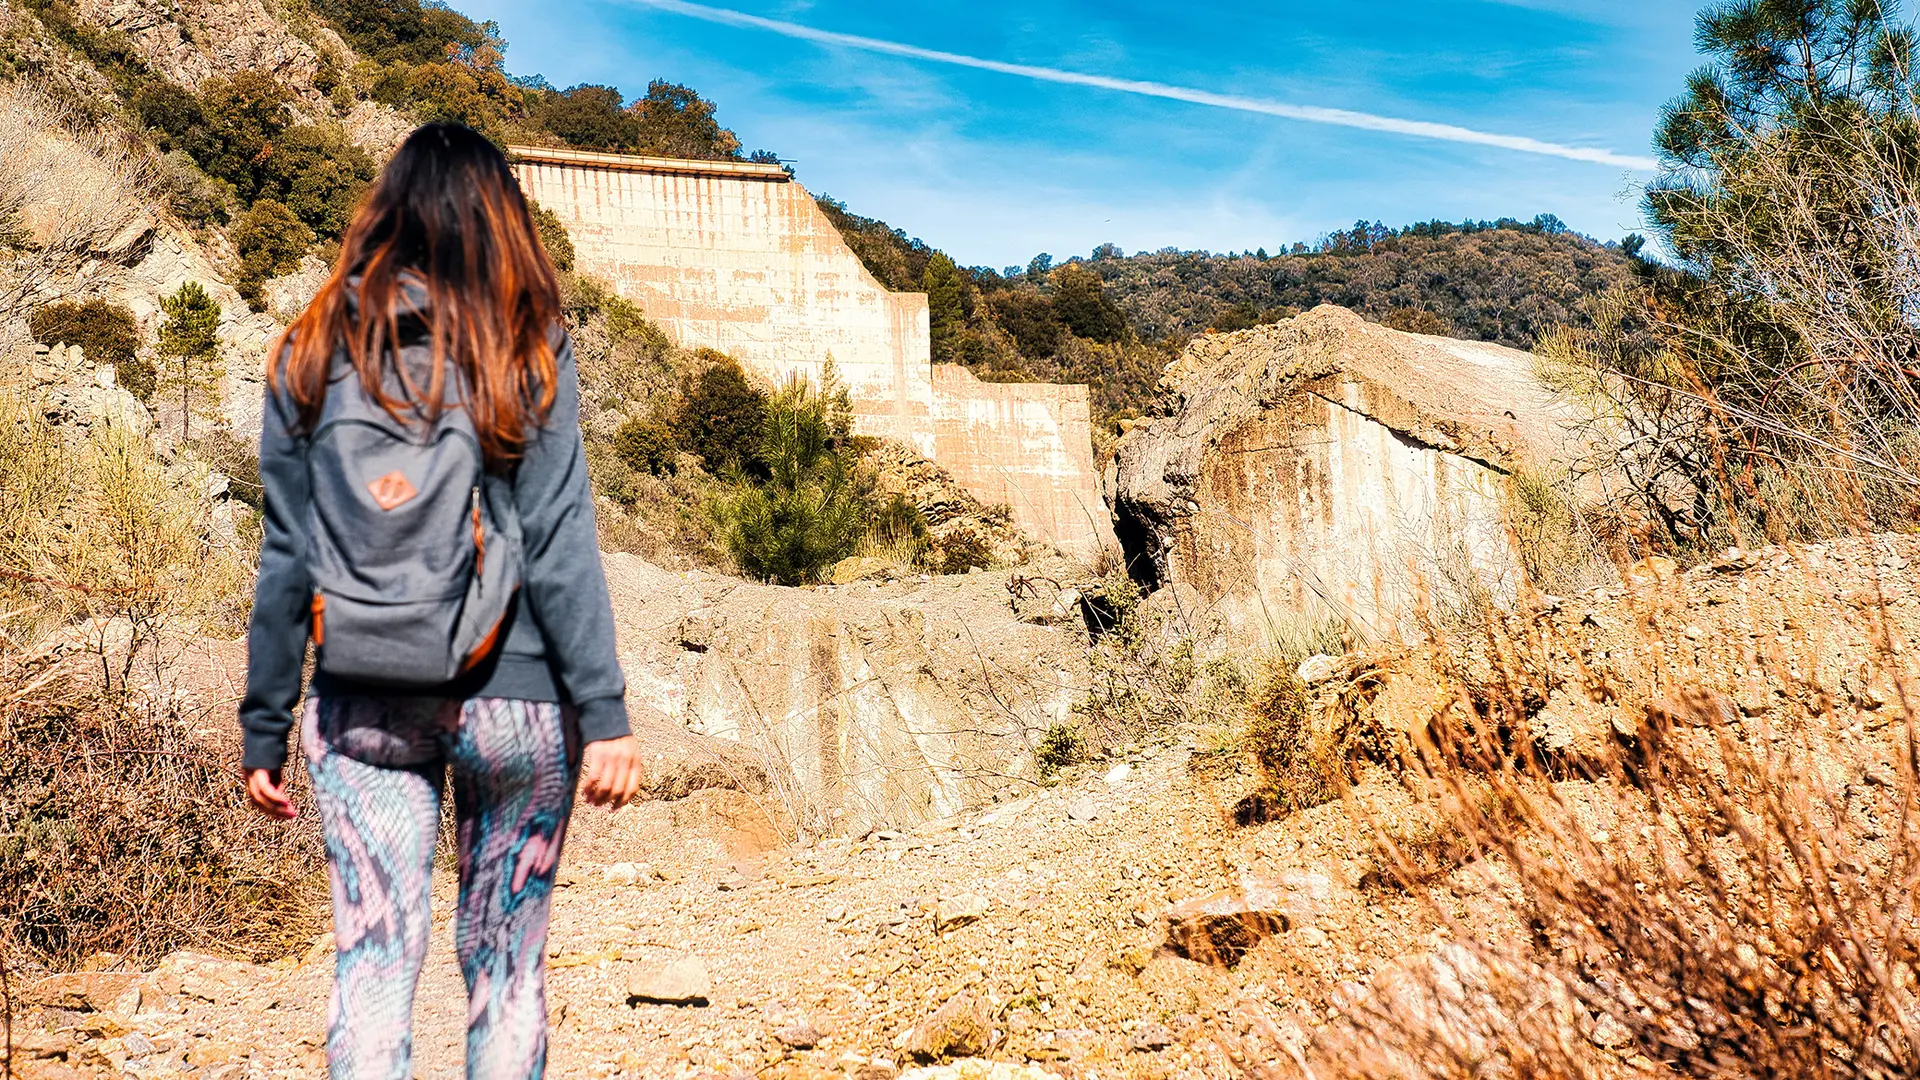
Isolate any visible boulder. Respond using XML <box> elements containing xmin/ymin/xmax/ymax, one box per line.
<box><xmin>626</xmin><ymin>953</ymin><xmax>712</xmax><ymax>1006</ymax></box>
<box><xmin>1296</xmin><ymin>654</ymin><xmax>1341</xmax><ymax>685</ymax></box>
<box><xmin>1163</xmin><ymin>871</ymin><xmax>1333</xmax><ymax>966</ymax></box>
<box><xmin>897</xmin><ymin>992</ymin><xmax>992</xmax><ymax>1061</ymax></box>
<box><xmin>900</xmin><ymin>1062</ymin><xmax>1057</xmax><ymax>1080</ymax></box>
<box><xmin>774</xmin><ymin>1023</ymin><xmax>823</xmax><ymax>1050</ymax></box>
<box><xmin>21</xmin><ymin>971</ymin><xmax>141</xmax><ymax>1012</ymax></box>
<box><xmin>933</xmin><ymin>893</ymin><xmax>989</xmax><ymax>932</ymax></box>
<box><xmin>831</xmin><ymin>555</ymin><xmax>894</xmax><ymax>585</ymax></box>
<box><xmin>1112</xmin><ymin>305</ymin><xmax>1583</xmax><ymax>641</ymax></box>
<box><xmin>152</xmin><ymin>951</ymin><xmax>275</xmax><ymax>1006</ymax></box>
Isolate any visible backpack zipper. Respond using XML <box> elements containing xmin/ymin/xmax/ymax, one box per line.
<box><xmin>470</xmin><ymin>485</ymin><xmax>486</xmax><ymax>578</ymax></box>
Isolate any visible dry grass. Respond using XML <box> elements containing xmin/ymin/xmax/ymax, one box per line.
<box><xmin>0</xmin><ymin>653</ymin><xmax>328</xmax><ymax>970</ymax></box>
<box><xmin>0</xmin><ymin>379</ymin><xmax>324</xmax><ymax>971</ymax></box>
<box><xmin>0</xmin><ymin>83</ymin><xmax>153</xmax><ymax>334</ymax></box>
<box><xmin>1310</xmin><ymin>677</ymin><xmax>1920</xmax><ymax>1080</ymax></box>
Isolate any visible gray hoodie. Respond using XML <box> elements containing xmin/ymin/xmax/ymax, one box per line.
<box><xmin>238</xmin><ymin>327</ymin><xmax>629</xmax><ymax>771</ymax></box>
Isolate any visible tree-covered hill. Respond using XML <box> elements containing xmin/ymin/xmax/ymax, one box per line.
<box><xmin>816</xmin><ymin>202</ymin><xmax>1639</xmax><ymax>427</ymax></box>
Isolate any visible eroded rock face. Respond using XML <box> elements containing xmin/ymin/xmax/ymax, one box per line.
<box><xmin>603</xmin><ymin>553</ymin><xmax>1094</xmax><ymax>835</ymax></box>
<box><xmin>898</xmin><ymin>992</ymin><xmax>992</xmax><ymax>1061</ymax></box>
<box><xmin>1113</xmin><ymin>305</ymin><xmax>1579</xmax><ymax>640</ymax></box>
<box><xmin>73</xmin><ymin>0</ymin><xmax>329</xmax><ymax>105</ymax></box>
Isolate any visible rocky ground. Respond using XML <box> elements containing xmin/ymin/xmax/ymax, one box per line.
<box><xmin>15</xmin><ymin>533</ymin><xmax>1920</xmax><ymax>1080</ymax></box>
<box><xmin>12</xmin><ymin>720</ymin><xmax>1432</xmax><ymax>1080</ymax></box>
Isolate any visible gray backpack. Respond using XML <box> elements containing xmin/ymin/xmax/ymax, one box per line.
<box><xmin>303</xmin><ymin>349</ymin><xmax>523</xmax><ymax>687</ymax></box>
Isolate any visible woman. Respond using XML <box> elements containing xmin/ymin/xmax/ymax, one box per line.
<box><xmin>239</xmin><ymin>123</ymin><xmax>644</xmax><ymax>1080</ymax></box>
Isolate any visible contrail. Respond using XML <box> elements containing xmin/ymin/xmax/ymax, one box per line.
<box><xmin>629</xmin><ymin>0</ymin><xmax>1658</xmax><ymax>171</ymax></box>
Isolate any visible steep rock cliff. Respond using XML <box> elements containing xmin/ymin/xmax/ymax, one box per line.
<box><xmin>1112</xmin><ymin>305</ymin><xmax>1579</xmax><ymax>641</ymax></box>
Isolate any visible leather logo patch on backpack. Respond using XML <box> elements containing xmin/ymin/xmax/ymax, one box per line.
<box><xmin>367</xmin><ymin>470</ymin><xmax>418</xmax><ymax>511</ymax></box>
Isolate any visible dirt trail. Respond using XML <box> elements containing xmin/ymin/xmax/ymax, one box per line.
<box><xmin>19</xmin><ymin>721</ymin><xmax>1421</xmax><ymax>1080</ymax></box>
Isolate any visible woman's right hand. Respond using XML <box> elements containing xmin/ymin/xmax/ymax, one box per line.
<box><xmin>581</xmin><ymin>735</ymin><xmax>645</xmax><ymax>811</ymax></box>
<box><xmin>246</xmin><ymin>768</ymin><xmax>298</xmax><ymax>820</ymax></box>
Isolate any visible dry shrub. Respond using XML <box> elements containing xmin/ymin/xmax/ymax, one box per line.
<box><xmin>0</xmin><ymin>83</ymin><xmax>153</xmax><ymax>332</ymax></box>
<box><xmin>0</xmin><ymin>385</ymin><xmax>250</xmax><ymax>646</ymax></box>
<box><xmin>1239</xmin><ymin>655</ymin><xmax>1398</xmax><ymax>817</ymax></box>
<box><xmin>1325</xmin><ymin>683</ymin><xmax>1920</xmax><ymax>1079</ymax></box>
<box><xmin>0</xmin><ymin>381</ymin><xmax>321</xmax><ymax>970</ymax></box>
<box><xmin>0</xmin><ymin>654</ymin><xmax>327</xmax><ymax>968</ymax></box>
<box><xmin>1505</xmin><ymin>462</ymin><xmax>1616</xmax><ymax>597</ymax></box>
<box><xmin>1074</xmin><ymin>572</ymin><xmax>1197</xmax><ymax>745</ymax></box>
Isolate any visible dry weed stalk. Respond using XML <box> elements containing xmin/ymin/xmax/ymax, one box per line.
<box><xmin>1325</xmin><ymin>671</ymin><xmax>1920</xmax><ymax>1079</ymax></box>
<box><xmin>0</xmin><ymin>377</ymin><xmax>314</xmax><ymax>970</ymax></box>
<box><xmin>0</xmin><ymin>647</ymin><xmax>327</xmax><ymax>970</ymax></box>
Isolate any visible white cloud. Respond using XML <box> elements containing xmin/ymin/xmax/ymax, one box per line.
<box><xmin>624</xmin><ymin>0</ymin><xmax>1660</xmax><ymax>170</ymax></box>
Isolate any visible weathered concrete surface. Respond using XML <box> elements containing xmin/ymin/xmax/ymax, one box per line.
<box><xmin>511</xmin><ymin>146</ymin><xmax>1115</xmax><ymax>555</ymax></box>
<box><xmin>1113</xmin><ymin>305</ymin><xmax>1577</xmax><ymax>640</ymax></box>
<box><xmin>602</xmin><ymin>551</ymin><xmax>1095</xmax><ymax>834</ymax></box>
<box><xmin>931</xmin><ymin>365</ymin><xmax>1111</xmax><ymax>556</ymax></box>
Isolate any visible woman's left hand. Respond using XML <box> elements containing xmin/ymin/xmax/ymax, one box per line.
<box><xmin>581</xmin><ymin>735</ymin><xmax>645</xmax><ymax>810</ymax></box>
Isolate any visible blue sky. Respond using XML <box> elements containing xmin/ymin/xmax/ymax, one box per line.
<box><xmin>459</xmin><ymin>0</ymin><xmax>1703</xmax><ymax>269</ymax></box>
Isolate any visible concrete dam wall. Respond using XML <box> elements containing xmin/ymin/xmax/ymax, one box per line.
<box><xmin>510</xmin><ymin>146</ymin><xmax>1113</xmax><ymax>556</ymax></box>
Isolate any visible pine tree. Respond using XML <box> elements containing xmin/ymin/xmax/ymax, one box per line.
<box><xmin>712</xmin><ymin>373</ymin><xmax>869</xmax><ymax>585</ymax></box>
<box><xmin>921</xmin><ymin>252</ymin><xmax>967</xmax><ymax>362</ymax></box>
<box><xmin>1648</xmin><ymin>0</ymin><xmax>1918</xmax><ymax>273</ymax></box>
<box><xmin>1641</xmin><ymin>0</ymin><xmax>1920</xmax><ymax>399</ymax></box>
<box><xmin>157</xmin><ymin>282</ymin><xmax>224</xmax><ymax>441</ymax></box>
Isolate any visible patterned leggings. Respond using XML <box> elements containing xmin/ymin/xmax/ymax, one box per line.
<box><xmin>302</xmin><ymin>695</ymin><xmax>580</xmax><ymax>1080</ymax></box>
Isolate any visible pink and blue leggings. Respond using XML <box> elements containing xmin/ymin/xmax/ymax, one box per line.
<box><xmin>302</xmin><ymin>695</ymin><xmax>580</xmax><ymax>1080</ymax></box>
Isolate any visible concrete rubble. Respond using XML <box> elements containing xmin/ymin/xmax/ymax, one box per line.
<box><xmin>1112</xmin><ymin>304</ymin><xmax>1585</xmax><ymax>640</ymax></box>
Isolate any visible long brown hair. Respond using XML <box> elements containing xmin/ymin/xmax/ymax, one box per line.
<box><xmin>274</xmin><ymin>123</ymin><xmax>561</xmax><ymax>466</ymax></box>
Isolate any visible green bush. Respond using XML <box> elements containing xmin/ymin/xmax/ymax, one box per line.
<box><xmin>155</xmin><ymin>150</ymin><xmax>231</xmax><ymax>226</ymax></box>
<box><xmin>231</xmin><ymin>199</ymin><xmax>314</xmax><ymax>310</ymax></box>
<box><xmin>1034</xmin><ymin>723</ymin><xmax>1085</xmax><ymax>781</ymax></box>
<box><xmin>710</xmin><ymin>375</ymin><xmax>868</xmax><ymax>585</ymax></box>
<box><xmin>180</xmin><ymin>72</ymin><xmax>293</xmax><ymax>196</ymax></box>
<box><xmin>259</xmin><ymin>122</ymin><xmax>376</xmax><ymax>237</ymax></box>
<box><xmin>1244</xmin><ymin>665</ymin><xmax>1331</xmax><ymax>812</ymax></box>
<box><xmin>528</xmin><ymin>200</ymin><xmax>575</xmax><ymax>272</ymax></box>
<box><xmin>613</xmin><ymin>416</ymin><xmax>677</xmax><ymax>476</ymax></box>
<box><xmin>537</xmin><ymin>83</ymin><xmax>637</xmax><ymax>151</ymax></box>
<box><xmin>868</xmin><ymin>492</ymin><xmax>930</xmax><ymax>564</ymax></box>
<box><xmin>136</xmin><ymin>74</ymin><xmax>371</xmax><ymax>241</ymax></box>
<box><xmin>27</xmin><ymin>300</ymin><xmax>153</xmax><ymax>401</ymax></box>
<box><xmin>676</xmin><ymin>356</ymin><xmax>767</xmax><ymax>475</ymax></box>
<box><xmin>934</xmin><ymin>529</ymin><xmax>993</xmax><ymax>575</ymax></box>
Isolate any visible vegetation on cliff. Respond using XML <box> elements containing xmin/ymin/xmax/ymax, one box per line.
<box><xmin>5</xmin><ymin>0</ymin><xmax>756</xmax><ymax>314</ymax></box>
<box><xmin>1542</xmin><ymin>0</ymin><xmax>1920</xmax><ymax>552</ymax></box>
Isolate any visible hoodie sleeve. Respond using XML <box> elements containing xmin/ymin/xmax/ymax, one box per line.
<box><xmin>514</xmin><ymin>334</ymin><xmax>631</xmax><ymax>743</ymax></box>
<box><xmin>239</xmin><ymin>372</ymin><xmax>313</xmax><ymax>771</ymax></box>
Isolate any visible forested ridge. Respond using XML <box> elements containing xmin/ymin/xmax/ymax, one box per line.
<box><xmin>821</xmin><ymin>198</ymin><xmax>1639</xmax><ymax>425</ymax></box>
